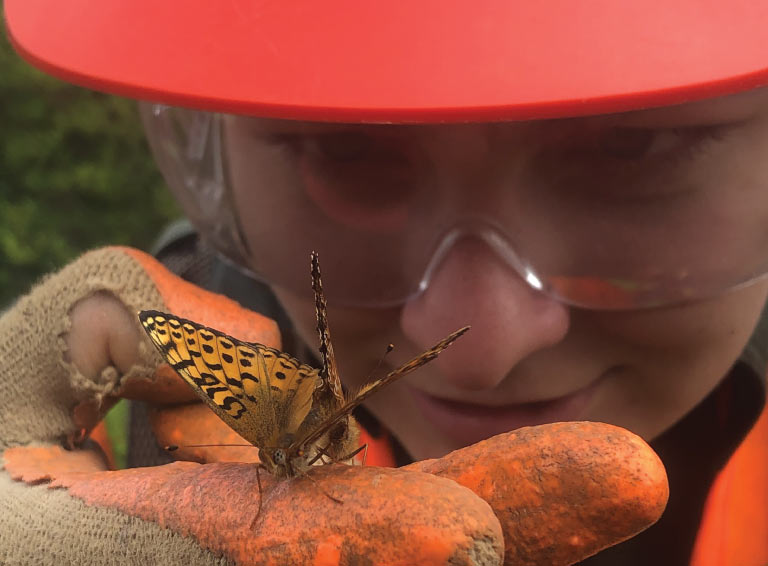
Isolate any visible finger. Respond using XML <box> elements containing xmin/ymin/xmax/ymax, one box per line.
<box><xmin>6</xmin><ymin>456</ymin><xmax>505</xmax><ymax>566</ymax></box>
<box><xmin>150</xmin><ymin>403</ymin><xmax>260</xmax><ymax>464</ymax></box>
<box><xmin>406</xmin><ymin>421</ymin><xmax>669</xmax><ymax>566</ymax></box>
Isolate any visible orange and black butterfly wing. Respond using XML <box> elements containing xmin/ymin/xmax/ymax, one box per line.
<box><xmin>293</xmin><ymin>325</ymin><xmax>470</xmax><ymax>452</ymax></box>
<box><xmin>139</xmin><ymin>310</ymin><xmax>318</xmax><ymax>449</ymax></box>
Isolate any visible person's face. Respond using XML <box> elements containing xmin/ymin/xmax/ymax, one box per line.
<box><xmin>223</xmin><ymin>89</ymin><xmax>768</xmax><ymax>460</ymax></box>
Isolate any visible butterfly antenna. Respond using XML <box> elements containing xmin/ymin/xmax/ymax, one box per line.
<box><xmin>164</xmin><ymin>443</ymin><xmax>255</xmax><ymax>451</ymax></box>
<box><xmin>364</xmin><ymin>343</ymin><xmax>395</xmax><ymax>383</ymax></box>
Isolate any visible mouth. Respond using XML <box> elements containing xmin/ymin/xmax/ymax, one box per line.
<box><xmin>407</xmin><ymin>379</ymin><xmax>599</xmax><ymax>447</ymax></box>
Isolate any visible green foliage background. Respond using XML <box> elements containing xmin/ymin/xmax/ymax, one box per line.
<box><xmin>0</xmin><ymin>16</ymin><xmax>181</xmax><ymax>307</ymax></box>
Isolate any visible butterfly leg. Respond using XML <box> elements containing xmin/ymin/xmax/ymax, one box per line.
<box><xmin>249</xmin><ymin>464</ymin><xmax>267</xmax><ymax>529</ymax></box>
<box><xmin>307</xmin><ymin>445</ymin><xmax>333</xmax><ymax>467</ymax></box>
<box><xmin>338</xmin><ymin>443</ymin><xmax>368</xmax><ymax>466</ymax></box>
<box><xmin>299</xmin><ymin>471</ymin><xmax>343</xmax><ymax>505</ymax></box>
<box><xmin>309</xmin><ymin>443</ymin><xmax>368</xmax><ymax>467</ymax></box>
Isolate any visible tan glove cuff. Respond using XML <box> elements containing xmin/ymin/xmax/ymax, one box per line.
<box><xmin>0</xmin><ymin>472</ymin><xmax>231</xmax><ymax>566</ymax></box>
<box><xmin>0</xmin><ymin>247</ymin><xmax>167</xmax><ymax>448</ymax></box>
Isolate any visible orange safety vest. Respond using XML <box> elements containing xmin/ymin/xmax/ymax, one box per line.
<box><xmin>355</xmin><ymin>426</ymin><xmax>397</xmax><ymax>468</ymax></box>
<box><xmin>691</xmin><ymin>403</ymin><xmax>768</xmax><ymax>566</ymax></box>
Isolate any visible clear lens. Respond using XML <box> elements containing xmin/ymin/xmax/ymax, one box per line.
<box><xmin>142</xmin><ymin>103</ymin><xmax>768</xmax><ymax>310</ymax></box>
<box><xmin>140</xmin><ymin>104</ymin><xmax>252</xmax><ymax>268</ymax></box>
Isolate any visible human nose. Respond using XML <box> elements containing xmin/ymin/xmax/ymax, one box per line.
<box><xmin>399</xmin><ymin>238</ymin><xmax>570</xmax><ymax>391</ymax></box>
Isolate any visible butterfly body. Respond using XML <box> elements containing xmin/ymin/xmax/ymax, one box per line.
<box><xmin>302</xmin><ymin>391</ymin><xmax>360</xmax><ymax>464</ymax></box>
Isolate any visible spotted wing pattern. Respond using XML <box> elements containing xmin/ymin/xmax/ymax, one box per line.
<box><xmin>139</xmin><ymin>310</ymin><xmax>318</xmax><ymax>448</ymax></box>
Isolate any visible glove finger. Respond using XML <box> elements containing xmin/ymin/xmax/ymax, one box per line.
<box><xmin>150</xmin><ymin>403</ymin><xmax>260</xmax><ymax>464</ymax></box>
<box><xmin>406</xmin><ymin>421</ymin><xmax>669</xmax><ymax>566</ymax></box>
<box><xmin>7</xmin><ymin>457</ymin><xmax>504</xmax><ymax>566</ymax></box>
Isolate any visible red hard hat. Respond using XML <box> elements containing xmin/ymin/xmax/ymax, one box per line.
<box><xmin>5</xmin><ymin>1</ymin><xmax>768</xmax><ymax>122</ymax></box>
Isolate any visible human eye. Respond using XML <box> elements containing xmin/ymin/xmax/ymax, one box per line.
<box><xmin>570</xmin><ymin>123</ymin><xmax>738</xmax><ymax>184</ymax></box>
<box><xmin>532</xmin><ymin>121</ymin><xmax>746</xmax><ymax>205</ymax></box>
<box><xmin>589</xmin><ymin>125</ymin><xmax>733</xmax><ymax>166</ymax></box>
<box><xmin>536</xmin><ymin>121</ymin><xmax>738</xmax><ymax>179</ymax></box>
<box><xmin>261</xmin><ymin>128</ymin><xmax>420</xmax><ymax>230</ymax></box>
<box><xmin>308</xmin><ymin>131</ymin><xmax>388</xmax><ymax>163</ymax></box>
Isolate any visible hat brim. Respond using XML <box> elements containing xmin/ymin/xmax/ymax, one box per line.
<box><xmin>6</xmin><ymin>1</ymin><xmax>768</xmax><ymax>122</ymax></box>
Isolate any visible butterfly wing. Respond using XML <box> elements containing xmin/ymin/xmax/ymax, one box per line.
<box><xmin>310</xmin><ymin>251</ymin><xmax>345</xmax><ymax>407</ymax></box>
<box><xmin>292</xmin><ymin>325</ymin><xmax>470</xmax><ymax>452</ymax></box>
<box><xmin>297</xmin><ymin>252</ymin><xmax>360</xmax><ymax>460</ymax></box>
<box><xmin>139</xmin><ymin>310</ymin><xmax>318</xmax><ymax>449</ymax></box>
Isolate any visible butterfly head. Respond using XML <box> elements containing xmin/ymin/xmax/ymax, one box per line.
<box><xmin>258</xmin><ymin>447</ymin><xmax>280</xmax><ymax>474</ymax></box>
<box><xmin>258</xmin><ymin>445</ymin><xmax>308</xmax><ymax>478</ymax></box>
<box><xmin>273</xmin><ymin>448</ymin><xmax>287</xmax><ymax>466</ymax></box>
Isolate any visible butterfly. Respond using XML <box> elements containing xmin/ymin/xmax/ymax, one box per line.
<box><xmin>138</xmin><ymin>252</ymin><xmax>469</xmax><ymax>483</ymax></box>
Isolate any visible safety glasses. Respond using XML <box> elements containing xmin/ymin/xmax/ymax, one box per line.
<box><xmin>142</xmin><ymin>103</ymin><xmax>768</xmax><ymax>310</ymax></box>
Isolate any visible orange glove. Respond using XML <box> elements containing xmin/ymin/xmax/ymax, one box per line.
<box><xmin>0</xmin><ymin>247</ymin><xmax>668</xmax><ymax>566</ymax></box>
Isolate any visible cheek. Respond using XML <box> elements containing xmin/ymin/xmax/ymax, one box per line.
<box><xmin>585</xmin><ymin>281</ymin><xmax>768</xmax><ymax>439</ymax></box>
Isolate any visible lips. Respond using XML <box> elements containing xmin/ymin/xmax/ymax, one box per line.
<box><xmin>408</xmin><ymin>381</ymin><xmax>598</xmax><ymax>447</ymax></box>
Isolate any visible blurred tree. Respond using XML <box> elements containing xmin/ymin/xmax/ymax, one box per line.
<box><xmin>0</xmin><ymin>15</ymin><xmax>180</xmax><ymax>306</ymax></box>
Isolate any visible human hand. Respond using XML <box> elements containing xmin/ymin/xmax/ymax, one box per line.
<box><xmin>0</xmin><ymin>247</ymin><xmax>668</xmax><ymax>565</ymax></box>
